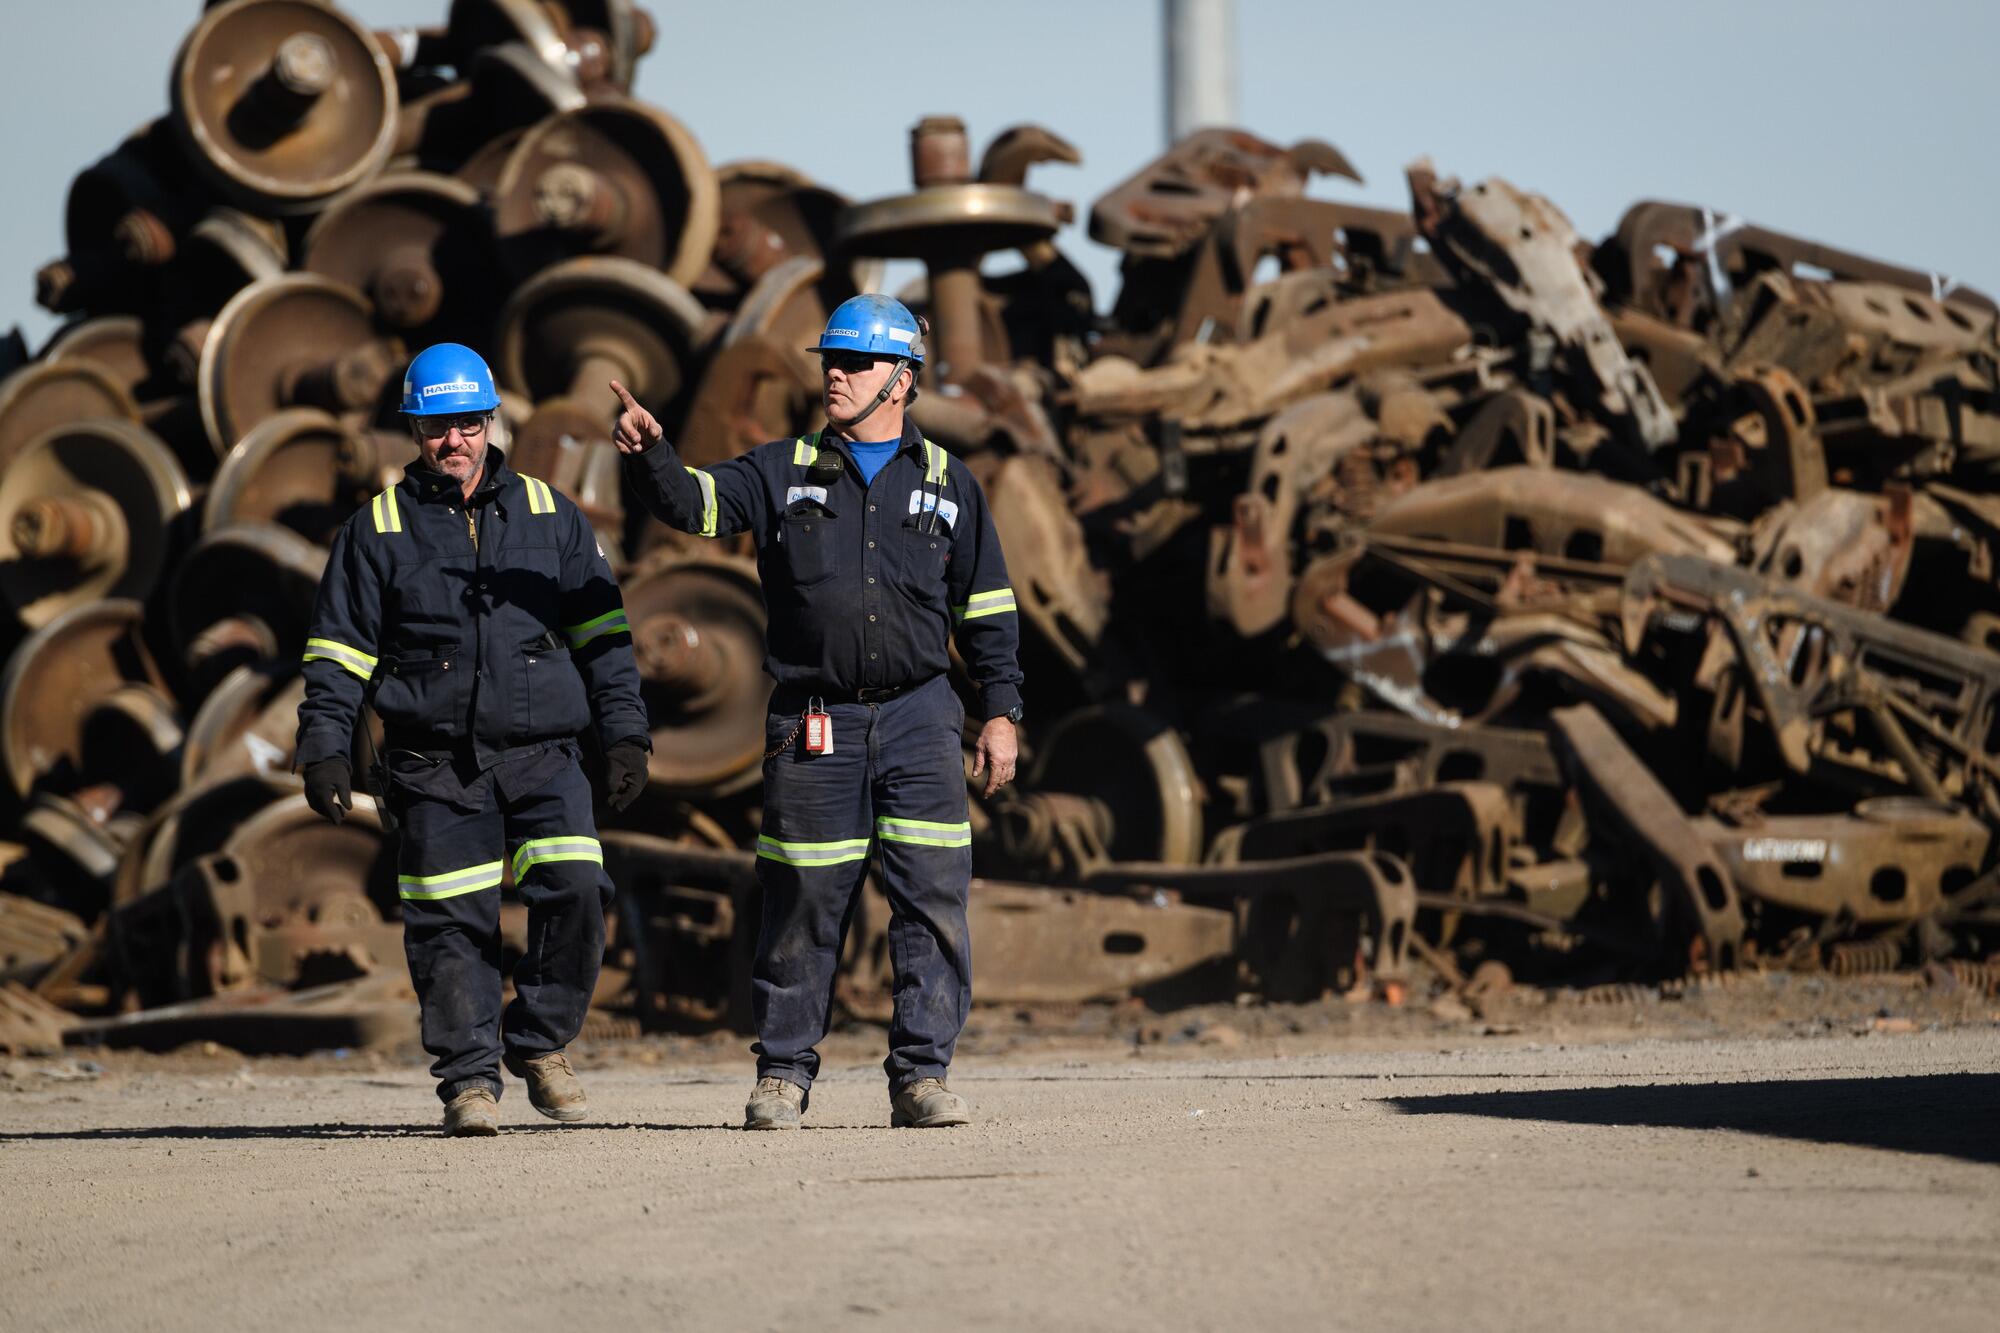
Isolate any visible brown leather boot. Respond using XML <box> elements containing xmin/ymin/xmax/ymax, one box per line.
<box><xmin>503</xmin><ymin>1050</ymin><xmax>588</xmax><ymax>1122</ymax></box>
<box><xmin>743</xmin><ymin>1076</ymin><xmax>807</xmax><ymax>1130</ymax></box>
<box><xmin>890</xmin><ymin>1077</ymin><xmax>969</xmax><ymax>1128</ymax></box>
<box><xmin>442</xmin><ymin>1087</ymin><xmax>499</xmax><ymax>1137</ymax></box>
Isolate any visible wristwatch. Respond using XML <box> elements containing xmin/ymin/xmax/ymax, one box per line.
<box><xmin>1001</xmin><ymin>704</ymin><xmax>1025</xmax><ymax>725</ymax></box>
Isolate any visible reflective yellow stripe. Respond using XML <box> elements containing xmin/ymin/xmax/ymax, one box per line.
<box><xmin>521</xmin><ymin>475</ymin><xmax>555</xmax><ymax>514</ymax></box>
<box><xmin>755</xmin><ymin>835</ymin><xmax>871</xmax><ymax>867</ymax></box>
<box><xmin>793</xmin><ymin>435</ymin><xmax>816</xmax><ymax>466</ymax></box>
<box><xmin>512</xmin><ymin>836</ymin><xmax>603</xmax><ymax>878</ymax></box>
<box><xmin>398</xmin><ymin>860</ymin><xmax>504</xmax><ymax>901</ymax></box>
<box><xmin>562</xmin><ymin>608</ymin><xmax>630</xmax><ymax>647</ymax></box>
<box><xmin>921</xmin><ymin>437</ymin><xmax>948</xmax><ymax>485</ymax></box>
<box><xmin>876</xmin><ymin>817</ymin><xmax>971</xmax><ymax>848</ymax></box>
<box><xmin>302</xmin><ymin>637</ymin><xmax>378</xmax><ymax>680</ymax></box>
<box><xmin>954</xmin><ymin>587</ymin><xmax>1017</xmax><ymax>622</ymax></box>
<box><xmin>686</xmin><ymin>467</ymin><xmax>717</xmax><ymax>536</ymax></box>
<box><xmin>370</xmin><ymin>487</ymin><xmax>402</xmax><ymax>534</ymax></box>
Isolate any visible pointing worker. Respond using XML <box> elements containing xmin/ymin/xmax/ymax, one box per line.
<box><xmin>610</xmin><ymin>295</ymin><xmax>1024</xmax><ymax>1130</ymax></box>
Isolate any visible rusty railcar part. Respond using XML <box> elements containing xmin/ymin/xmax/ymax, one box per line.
<box><xmin>1090</xmin><ymin>128</ymin><xmax>1358</xmax><ymax>261</ymax></box>
<box><xmin>303</xmin><ymin>172</ymin><xmax>502</xmax><ymax>341</ymax></box>
<box><xmin>695</xmin><ymin>162</ymin><xmax>862</xmax><ymax>306</ymax></box>
<box><xmin>1410</xmin><ymin>165</ymin><xmax>1675</xmax><ymax>449</ymax></box>
<box><xmin>175</xmin><ymin>793</ymin><xmax>399</xmax><ymax>996</ymax></box>
<box><xmin>985</xmin><ymin>705</ymin><xmax>1202</xmax><ymax>879</ymax></box>
<box><xmin>1598</xmin><ymin>200</ymin><xmax>1997</xmax><ymax>328</ymax></box>
<box><xmin>180</xmin><ymin>666</ymin><xmax>310</xmax><ymax>789</ymax></box>
<box><xmin>1621</xmin><ymin>552</ymin><xmax>2000</xmax><ymax>805</ymax></box>
<box><xmin>492</xmin><ymin>100</ymin><xmax>719</xmax><ymax>286</ymax></box>
<box><xmin>1368</xmin><ymin>466</ymin><xmax>1739</xmax><ymax>568</ymax></box>
<box><xmin>1748</xmin><ymin>487</ymin><xmax>1913</xmax><ymax>612</ymax></box>
<box><xmin>196</xmin><ymin>274</ymin><xmax>404</xmax><ymax>458</ymax></box>
<box><xmin>968</xmin><ymin>454</ymin><xmax>1109</xmax><ymax>679</ymax></box>
<box><xmin>170</xmin><ymin>0</ymin><xmax>400</xmax><ymax>216</ymax></box>
<box><xmin>203</xmin><ymin>408</ymin><xmax>407</xmax><ymax>540</ymax></box>
<box><xmin>0</xmin><ymin>361</ymin><xmax>143</xmax><ymax>473</ymax></box>
<box><xmin>836</xmin><ymin>116</ymin><xmax>1070</xmax><ymax>386</ymax></box>
<box><xmin>169</xmin><ymin>524</ymin><xmax>328</xmax><ymax>700</ymax></box>
<box><xmin>618</xmin><ymin>554</ymin><xmax>772</xmax><ymax>796</ymax></box>
<box><xmin>1696</xmin><ymin>796</ymin><xmax>1989</xmax><ymax>928</ymax></box>
<box><xmin>1550</xmin><ymin>703</ymin><xmax>1747</xmax><ymax>970</ymax></box>
<box><xmin>1085</xmin><ymin>850</ymin><xmax>1415</xmax><ymax>999</ymax></box>
<box><xmin>0</xmin><ymin>421</ymin><xmax>192</xmax><ymax>630</ymax></box>
<box><xmin>0</xmin><ymin>600</ymin><xmax>179</xmax><ymax>806</ymax></box>
<box><xmin>35</xmin><ymin>122</ymin><xmax>203</xmax><ymax>318</ymax></box>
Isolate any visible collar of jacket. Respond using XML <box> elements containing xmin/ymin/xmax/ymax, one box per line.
<box><xmin>404</xmin><ymin>446</ymin><xmax>519</xmax><ymax>509</ymax></box>
<box><xmin>815</xmin><ymin>416</ymin><xmax>926</xmax><ymax>468</ymax></box>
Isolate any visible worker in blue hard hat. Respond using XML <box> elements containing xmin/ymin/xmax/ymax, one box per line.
<box><xmin>611</xmin><ymin>293</ymin><xmax>1025</xmax><ymax>1131</ymax></box>
<box><xmin>296</xmin><ymin>342</ymin><xmax>651</xmax><ymax>1136</ymax></box>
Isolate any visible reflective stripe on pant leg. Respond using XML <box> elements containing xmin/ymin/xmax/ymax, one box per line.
<box><xmin>751</xmin><ymin>699</ymin><xmax>873</xmax><ymax>1090</ymax></box>
<box><xmin>501</xmin><ymin>761</ymin><xmax>612</xmax><ymax>1060</ymax></box>
<box><xmin>868</xmin><ymin>677</ymin><xmax>972</xmax><ymax>1090</ymax></box>
<box><xmin>395</xmin><ymin>766</ymin><xmax>506</xmax><ymax>1100</ymax></box>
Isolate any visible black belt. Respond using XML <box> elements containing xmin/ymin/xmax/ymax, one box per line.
<box><xmin>790</xmin><ymin>678</ymin><xmax>931</xmax><ymax>706</ymax></box>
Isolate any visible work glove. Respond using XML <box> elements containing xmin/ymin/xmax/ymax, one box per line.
<box><xmin>603</xmin><ymin>740</ymin><xmax>649</xmax><ymax>812</ymax></box>
<box><xmin>303</xmin><ymin>757</ymin><xmax>353</xmax><ymax>825</ymax></box>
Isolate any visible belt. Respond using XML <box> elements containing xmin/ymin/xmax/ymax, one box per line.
<box><xmin>791</xmin><ymin>678</ymin><xmax>932</xmax><ymax>706</ymax></box>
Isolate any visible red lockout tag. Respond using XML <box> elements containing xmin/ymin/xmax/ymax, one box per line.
<box><xmin>803</xmin><ymin>708</ymin><xmax>833</xmax><ymax>754</ymax></box>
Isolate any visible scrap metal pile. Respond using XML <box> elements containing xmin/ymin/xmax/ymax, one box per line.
<box><xmin>3</xmin><ymin>0</ymin><xmax>1998</xmax><ymax>1054</ymax></box>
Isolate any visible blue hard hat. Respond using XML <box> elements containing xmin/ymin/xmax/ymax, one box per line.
<box><xmin>400</xmin><ymin>342</ymin><xmax>501</xmax><ymax>415</ymax></box>
<box><xmin>808</xmin><ymin>295</ymin><xmax>925</xmax><ymax>365</ymax></box>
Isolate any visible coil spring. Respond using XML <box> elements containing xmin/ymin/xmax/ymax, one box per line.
<box><xmin>1828</xmin><ymin>937</ymin><xmax>1902</xmax><ymax>977</ymax></box>
<box><xmin>1944</xmin><ymin>959</ymin><xmax>2000</xmax><ymax>996</ymax></box>
<box><xmin>1575</xmin><ymin>982</ymin><xmax>1659</xmax><ymax>1006</ymax></box>
<box><xmin>579</xmin><ymin>1012</ymin><xmax>642</xmax><ymax>1042</ymax></box>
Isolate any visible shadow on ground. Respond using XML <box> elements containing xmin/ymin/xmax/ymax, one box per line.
<box><xmin>1385</xmin><ymin>1073</ymin><xmax>2000</xmax><ymax>1165</ymax></box>
<box><xmin>0</xmin><ymin>1121</ymin><xmax>737</xmax><ymax>1141</ymax></box>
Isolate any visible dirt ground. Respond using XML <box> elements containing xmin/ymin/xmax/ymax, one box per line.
<box><xmin>3</xmin><ymin>976</ymin><xmax>1997</xmax><ymax>1332</ymax></box>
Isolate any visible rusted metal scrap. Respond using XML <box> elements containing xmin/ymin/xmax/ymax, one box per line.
<box><xmin>5</xmin><ymin>0</ymin><xmax>1999</xmax><ymax>1052</ymax></box>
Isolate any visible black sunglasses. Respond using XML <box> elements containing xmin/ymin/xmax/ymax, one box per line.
<box><xmin>819</xmin><ymin>351</ymin><xmax>887</xmax><ymax>375</ymax></box>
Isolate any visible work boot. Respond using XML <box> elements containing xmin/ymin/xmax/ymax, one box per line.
<box><xmin>743</xmin><ymin>1075</ymin><xmax>807</xmax><ymax>1130</ymax></box>
<box><xmin>442</xmin><ymin>1086</ymin><xmax>499</xmax><ymax>1137</ymax></box>
<box><xmin>503</xmin><ymin>1049</ymin><xmax>589</xmax><ymax>1122</ymax></box>
<box><xmin>890</xmin><ymin>1077</ymin><xmax>970</xmax><ymax>1128</ymax></box>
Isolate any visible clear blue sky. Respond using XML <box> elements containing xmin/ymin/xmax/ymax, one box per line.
<box><xmin>5</xmin><ymin>1</ymin><xmax>1995</xmax><ymax>350</ymax></box>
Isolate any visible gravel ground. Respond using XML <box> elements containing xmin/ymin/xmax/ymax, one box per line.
<box><xmin>3</xmin><ymin>980</ymin><xmax>1997</xmax><ymax>1333</ymax></box>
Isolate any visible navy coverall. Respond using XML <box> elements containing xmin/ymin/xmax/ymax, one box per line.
<box><xmin>297</xmin><ymin>451</ymin><xmax>649</xmax><ymax>1102</ymax></box>
<box><xmin>625</xmin><ymin>418</ymin><xmax>1022</xmax><ymax>1092</ymax></box>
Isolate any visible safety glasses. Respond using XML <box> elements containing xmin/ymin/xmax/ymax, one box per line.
<box><xmin>412</xmin><ymin>413</ymin><xmax>492</xmax><ymax>440</ymax></box>
<box><xmin>819</xmin><ymin>351</ymin><xmax>886</xmax><ymax>376</ymax></box>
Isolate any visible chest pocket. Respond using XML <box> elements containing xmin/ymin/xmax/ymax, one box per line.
<box><xmin>778</xmin><ymin>509</ymin><xmax>838</xmax><ymax>587</ymax></box>
<box><xmin>896</xmin><ymin>518</ymin><xmax>950</xmax><ymax>590</ymax></box>
<box><xmin>372</xmin><ymin>646</ymin><xmax>468</xmax><ymax>731</ymax></box>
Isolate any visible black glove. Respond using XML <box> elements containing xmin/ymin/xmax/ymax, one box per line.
<box><xmin>603</xmin><ymin>740</ymin><xmax>649</xmax><ymax>812</ymax></box>
<box><xmin>303</xmin><ymin>757</ymin><xmax>353</xmax><ymax>825</ymax></box>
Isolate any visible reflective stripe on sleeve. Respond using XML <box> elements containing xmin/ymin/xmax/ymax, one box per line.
<box><xmin>302</xmin><ymin>637</ymin><xmax>379</xmax><ymax>680</ymax></box>
<box><xmin>562</xmin><ymin>608</ymin><xmax>630</xmax><ymax>648</ymax></box>
<box><xmin>685</xmin><ymin>466</ymin><xmax>718</xmax><ymax>536</ymax></box>
<box><xmin>954</xmin><ymin>587</ymin><xmax>1017</xmax><ymax>622</ymax></box>
<box><xmin>512</xmin><ymin>836</ymin><xmax>603</xmax><ymax>878</ymax></box>
<box><xmin>755</xmin><ymin>835</ymin><xmax>871</xmax><ymax>867</ymax></box>
<box><xmin>875</xmin><ymin>817</ymin><xmax>971</xmax><ymax>848</ymax></box>
<box><xmin>398</xmin><ymin>860</ymin><xmax>504</xmax><ymax>901</ymax></box>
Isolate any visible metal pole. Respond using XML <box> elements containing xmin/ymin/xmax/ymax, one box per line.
<box><xmin>1164</xmin><ymin>0</ymin><xmax>1239</xmax><ymax>146</ymax></box>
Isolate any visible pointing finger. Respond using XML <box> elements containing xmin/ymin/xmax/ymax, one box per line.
<box><xmin>610</xmin><ymin>379</ymin><xmax>641</xmax><ymax>413</ymax></box>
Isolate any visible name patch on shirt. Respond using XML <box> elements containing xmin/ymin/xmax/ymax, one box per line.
<box><xmin>786</xmin><ymin>485</ymin><xmax>829</xmax><ymax>507</ymax></box>
<box><xmin>908</xmin><ymin>490</ymin><xmax>959</xmax><ymax>529</ymax></box>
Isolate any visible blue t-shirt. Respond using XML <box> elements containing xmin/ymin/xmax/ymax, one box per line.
<box><xmin>848</xmin><ymin>439</ymin><xmax>900</xmax><ymax>485</ymax></box>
